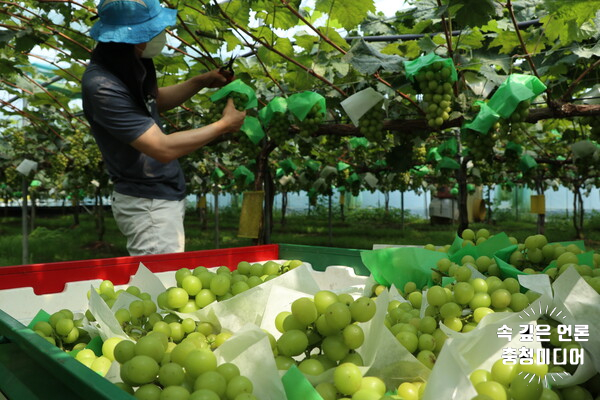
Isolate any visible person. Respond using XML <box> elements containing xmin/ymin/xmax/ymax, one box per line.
<box><xmin>81</xmin><ymin>0</ymin><xmax>245</xmax><ymax>256</ymax></box>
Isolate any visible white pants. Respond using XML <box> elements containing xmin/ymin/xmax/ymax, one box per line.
<box><xmin>111</xmin><ymin>191</ymin><xmax>186</xmax><ymax>256</ymax></box>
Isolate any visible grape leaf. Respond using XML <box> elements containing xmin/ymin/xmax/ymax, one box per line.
<box><xmin>489</xmin><ymin>30</ymin><xmax>530</xmax><ymax>54</ymax></box>
<box><xmin>317</xmin><ymin>27</ymin><xmax>350</xmax><ymax>52</ymax></box>
<box><xmin>418</xmin><ymin>36</ymin><xmax>437</xmax><ymax>53</ymax></box>
<box><xmin>572</xmin><ymin>42</ymin><xmax>600</xmax><ymax>59</ymax></box>
<box><xmin>448</xmin><ymin>0</ymin><xmax>501</xmax><ymax>28</ymax></box>
<box><xmin>540</xmin><ymin>0</ymin><xmax>600</xmax><ymax>45</ymax></box>
<box><xmin>274</xmin><ymin>37</ymin><xmax>294</xmax><ymax>58</ymax></box>
<box><xmin>343</xmin><ymin>39</ymin><xmax>404</xmax><ymax>75</ymax></box>
<box><xmin>255</xmin><ymin>2</ymin><xmax>298</xmax><ymax>30</ymax></box>
<box><xmin>315</xmin><ymin>0</ymin><xmax>376</xmax><ymax>31</ymax></box>
<box><xmin>294</xmin><ymin>32</ymin><xmax>317</xmax><ymax>52</ymax></box>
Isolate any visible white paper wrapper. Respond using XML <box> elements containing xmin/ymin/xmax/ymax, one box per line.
<box><xmin>88</xmin><ymin>286</ymin><xmax>129</xmax><ymax>341</ymax></box>
<box><xmin>310</xmin><ymin>265</ymin><xmax>374</xmax><ymax>297</ymax></box>
<box><xmin>191</xmin><ymin>264</ymin><xmax>321</xmax><ymax>333</ymax></box>
<box><xmin>423</xmin><ymin>269</ymin><xmax>600</xmax><ymax>399</ymax></box>
<box><xmin>214</xmin><ymin>324</ymin><xmax>286</xmax><ymax>400</ymax></box>
<box><xmin>552</xmin><ymin>267</ymin><xmax>600</xmax><ymax>374</ymax></box>
<box><xmin>260</xmin><ymin>285</ymin><xmax>316</xmax><ymax>340</ymax></box>
<box><xmin>361</xmin><ymin>289</ymin><xmax>431</xmax><ymax>388</ymax></box>
<box><xmin>340</xmin><ymin>87</ymin><xmax>385</xmax><ymax>126</ymax></box>
<box><xmin>128</xmin><ymin>263</ymin><xmax>168</xmax><ymax>302</ymax></box>
<box><xmin>518</xmin><ymin>273</ymin><xmax>553</xmax><ymax>299</ymax></box>
<box><xmin>422</xmin><ymin>298</ymin><xmax>547</xmax><ymax>400</ymax></box>
<box><xmin>261</xmin><ymin>287</ymin><xmax>431</xmax><ymax>391</ymax></box>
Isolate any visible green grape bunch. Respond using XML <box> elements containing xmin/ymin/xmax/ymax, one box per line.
<box><xmin>496</xmin><ymin>100</ymin><xmax>531</xmax><ymax>140</ymax></box>
<box><xmin>463</xmin><ymin>128</ymin><xmax>497</xmax><ymax>163</ymax></box>
<box><xmin>272</xmin><ymin>291</ymin><xmax>377</xmax><ymax>374</ymax></box>
<box><xmin>205</xmin><ymin>101</ymin><xmax>224</xmax><ymax>125</ymax></box>
<box><xmin>581</xmin><ymin>115</ymin><xmax>600</xmax><ymax>141</ymax></box>
<box><xmin>32</xmin><ymin>309</ymin><xmax>90</xmax><ymax>351</ymax></box>
<box><xmin>236</xmin><ymin>130</ymin><xmax>260</xmax><ymax>159</ymax></box>
<box><xmin>298</xmin><ymin>103</ymin><xmax>324</xmax><ymax>137</ymax></box>
<box><xmin>205</xmin><ymin>92</ymin><xmax>249</xmax><ymax>126</ymax></box>
<box><xmin>358</xmin><ymin>102</ymin><xmax>386</xmax><ymax>143</ymax></box>
<box><xmin>414</xmin><ymin>61</ymin><xmax>454</xmax><ymax>129</ymax></box>
<box><xmin>268</xmin><ymin>111</ymin><xmax>290</xmax><ymax>144</ymax></box>
<box><xmin>229</xmin><ymin>92</ymin><xmax>249</xmax><ymax>111</ymax></box>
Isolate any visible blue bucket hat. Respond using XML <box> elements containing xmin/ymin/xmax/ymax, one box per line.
<box><xmin>90</xmin><ymin>0</ymin><xmax>177</xmax><ymax>44</ymax></box>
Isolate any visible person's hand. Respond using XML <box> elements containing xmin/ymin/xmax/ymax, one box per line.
<box><xmin>200</xmin><ymin>69</ymin><xmax>232</xmax><ymax>88</ymax></box>
<box><xmin>220</xmin><ymin>98</ymin><xmax>246</xmax><ymax>133</ymax></box>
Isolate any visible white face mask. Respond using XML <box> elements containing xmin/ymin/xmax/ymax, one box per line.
<box><xmin>141</xmin><ymin>31</ymin><xmax>166</xmax><ymax>58</ymax></box>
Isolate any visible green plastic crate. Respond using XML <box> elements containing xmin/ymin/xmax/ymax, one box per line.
<box><xmin>0</xmin><ymin>309</ymin><xmax>133</xmax><ymax>400</ymax></box>
<box><xmin>278</xmin><ymin>244</ymin><xmax>369</xmax><ymax>276</ymax></box>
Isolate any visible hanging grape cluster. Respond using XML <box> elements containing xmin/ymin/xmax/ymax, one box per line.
<box><xmin>267</xmin><ymin>111</ymin><xmax>290</xmax><ymax>144</ymax></box>
<box><xmin>496</xmin><ymin>100</ymin><xmax>530</xmax><ymax>141</ymax></box>
<box><xmin>463</xmin><ymin>128</ymin><xmax>497</xmax><ymax>162</ymax></box>
<box><xmin>415</xmin><ymin>61</ymin><xmax>454</xmax><ymax>129</ymax></box>
<box><xmin>204</xmin><ymin>92</ymin><xmax>249</xmax><ymax>125</ymax></box>
<box><xmin>236</xmin><ymin>131</ymin><xmax>260</xmax><ymax>159</ymax></box>
<box><xmin>581</xmin><ymin>115</ymin><xmax>600</xmax><ymax>141</ymax></box>
<box><xmin>67</xmin><ymin>129</ymin><xmax>101</xmax><ymax>174</ymax></box>
<box><xmin>49</xmin><ymin>152</ymin><xmax>69</xmax><ymax>180</ymax></box>
<box><xmin>358</xmin><ymin>102</ymin><xmax>385</xmax><ymax>143</ymax></box>
<box><xmin>8</xmin><ymin>130</ymin><xmax>26</xmax><ymax>153</ymax></box>
<box><xmin>298</xmin><ymin>103</ymin><xmax>324</xmax><ymax>137</ymax></box>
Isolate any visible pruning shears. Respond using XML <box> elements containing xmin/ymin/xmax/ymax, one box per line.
<box><xmin>219</xmin><ymin>55</ymin><xmax>236</xmax><ymax>83</ymax></box>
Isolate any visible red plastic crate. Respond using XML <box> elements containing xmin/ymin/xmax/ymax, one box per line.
<box><xmin>0</xmin><ymin>245</ymin><xmax>279</xmax><ymax>295</ymax></box>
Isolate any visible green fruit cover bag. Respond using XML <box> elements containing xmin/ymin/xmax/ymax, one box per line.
<box><xmin>463</xmin><ymin>101</ymin><xmax>501</xmax><ymax>134</ymax></box>
<box><xmin>279</xmin><ymin>159</ymin><xmax>297</xmax><ymax>174</ymax></box>
<box><xmin>403</xmin><ymin>52</ymin><xmax>458</xmax><ymax>83</ymax></box>
<box><xmin>240</xmin><ymin>116</ymin><xmax>266</xmax><ymax>145</ymax></box>
<box><xmin>287</xmin><ymin>91</ymin><xmax>326</xmax><ymax>121</ymax></box>
<box><xmin>259</xmin><ymin>97</ymin><xmax>288</xmax><ymax>126</ymax></box>
<box><xmin>210</xmin><ymin>79</ymin><xmax>258</xmax><ymax>110</ymax></box>
<box><xmin>233</xmin><ymin>165</ymin><xmax>255</xmax><ymax>186</ymax></box>
<box><xmin>487</xmin><ymin>74</ymin><xmax>546</xmax><ymax>119</ymax></box>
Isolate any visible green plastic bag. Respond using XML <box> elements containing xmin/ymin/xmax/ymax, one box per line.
<box><xmin>494</xmin><ymin>255</ymin><xmax>527</xmax><ymax>280</ymax></box>
<box><xmin>337</xmin><ymin>161</ymin><xmax>351</xmax><ymax>171</ymax></box>
<box><xmin>306</xmin><ymin>159</ymin><xmax>321</xmax><ymax>172</ymax></box>
<box><xmin>361</xmin><ymin>247</ymin><xmax>449</xmax><ymax>290</ymax></box>
<box><xmin>279</xmin><ymin>159</ymin><xmax>297</xmax><ymax>174</ymax></box>
<box><xmin>404</xmin><ymin>52</ymin><xmax>458</xmax><ymax>83</ymax></box>
<box><xmin>412</xmin><ymin>165</ymin><xmax>430</xmax><ymax>177</ymax></box>
<box><xmin>543</xmin><ymin>251</ymin><xmax>595</xmax><ymax>272</ymax></box>
<box><xmin>282</xmin><ymin>366</ymin><xmax>323</xmax><ymax>400</ymax></box>
<box><xmin>347</xmin><ymin>172</ymin><xmax>360</xmax><ymax>184</ymax></box>
<box><xmin>427</xmin><ymin>147</ymin><xmax>442</xmax><ymax>163</ymax></box>
<box><xmin>463</xmin><ymin>102</ymin><xmax>500</xmax><ymax>134</ymax></box>
<box><xmin>519</xmin><ymin>154</ymin><xmax>537</xmax><ymax>173</ymax></box>
<box><xmin>438</xmin><ymin>137</ymin><xmax>458</xmax><ymax>157</ymax></box>
<box><xmin>211</xmin><ymin>167</ymin><xmax>226</xmax><ymax>181</ymax></box>
<box><xmin>487</xmin><ymin>74</ymin><xmax>546</xmax><ymax>119</ymax></box>
<box><xmin>349</xmin><ymin>137</ymin><xmax>369</xmax><ymax>149</ymax></box>
<box><xmin>437</xmin><ymin>157</ymin><xmax>460</xmax><ymax>170</ymax></box>
<box><xmin>259</xmin><ymin>97</ymin><xmax>288</xmax><ymax>126</ymax></box>
<box><xmin>447</xmin><ymin>235</ymin><xmax>464</xmax><ymax>257</ymax></box>
<box><xmin>240</xmin><ymin>116</ymin><xmax>265</xmax><ymax>145</ymax></box>
<box><xmin>505</xmin><ymin>141</ymin><xmax>523</xmax><ymax>156</ymax></box>
<box><xmin>210</xmin><ymin>80</ymin><xmax>258</xmax><ymax>110</ymax></box>
<box><xmin>233</xmin><ymin>166</ymin><xmax>255</xmax><ymax>186</ymax></box>
<box><xmin>287</xmin><ymin>91</ymin><xmax>326</xmax><ymax>121</ymax></box>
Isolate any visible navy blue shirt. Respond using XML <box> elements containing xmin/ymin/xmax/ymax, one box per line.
<box><xmin>82</xmin><ymin>62</ymin><xmax>186</xmax><ymax>200</ymax></box>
